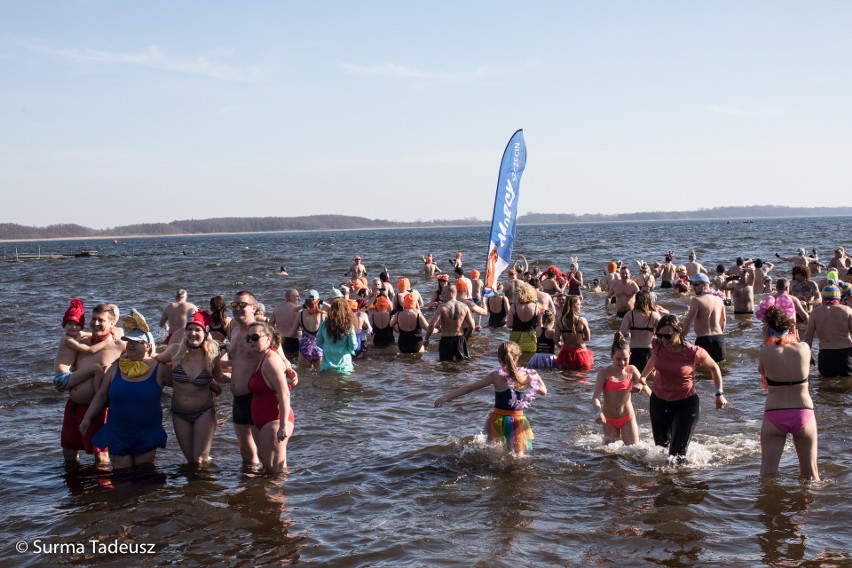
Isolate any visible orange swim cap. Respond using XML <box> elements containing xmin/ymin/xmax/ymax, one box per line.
<box><xmin>607</xmin><ymin>262</ymin><xmax>617</xmax><ymax>273</ymax></box>
<box><xmin>374</xmin><ymin>296</ymin><xmax>390</xmax><ymax>311</ymax></box>
<box><xmin>403</xmin><ymin>293</ymin><xmax>417</xmax><ymax>309</ymax></box>
<box><xmin>470</xmin><ymin>269</ymin><xmax>480</xmax><ymax>279</ymax></box>
<box><xmin>348</xmin><ymin>299</ymin><xmax>359</xmax><ymax>311</ymax></box>
<box><xmin>456</xmin><ymin>278</ymin><xmax>468</xmax><ymax>292</ymax></box>
<box><xmin>396</xmin><ymin>278</ymin><xmax>410</xmax><ymax>292</ymax></box>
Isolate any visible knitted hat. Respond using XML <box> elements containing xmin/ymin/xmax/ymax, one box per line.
<box><xmin>186</xmin><ymin>309</ymin><xmax>212</xmax><ymax>332</ymax></box>
<box><xmin>62</xmin><ymin>298</ymin><xmax>85</xmax><ymax>328</ymax></box>
<box><xmin>821</xmin><ymin>285</ymin><xmax>841</xmax><ymax>301</ymax></box>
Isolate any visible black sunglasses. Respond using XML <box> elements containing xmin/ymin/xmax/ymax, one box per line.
<box><xmin>656</xmin><ymin>332</ymin><xmax>675</xmax><ymax>340</ymax></box>
<box><xmin>246</xmin><ymin>333</ymin><xmax>266</xmax><ymax>343</ymax></box>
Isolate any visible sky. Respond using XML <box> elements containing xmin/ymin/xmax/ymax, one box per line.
<box><xmin>1</xmin><ymin>2</ymin><xmax>850</xmax><ymax>229</ymax></box>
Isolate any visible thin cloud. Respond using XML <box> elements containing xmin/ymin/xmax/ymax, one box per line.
<box><xmin>338</xmin><ymin>61</ymin><xmax>437</xmax><ymax>79</ymax></box>
<box><xmin>10</xmin><ymin>37</ymin><xmax>261</xmax><ymax>81</ymax></box>
<box><xmin>337</xmin><ymin>61</ymin><xmax>501</xmax><ymax>82</ymax></box>
<box><xmin>708</xmin><ymin>104</ymin><xmax>782</xmax><ymax>117</ymax></box>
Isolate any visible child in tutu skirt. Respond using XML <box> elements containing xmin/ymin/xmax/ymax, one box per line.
<box><xmin>435</xmin><ymin>341</ymin><xmax>547</xmax><ymax>455</ymax></box>
<box><xmin>527</xmin><ymin>309</ymin><xmax>559</xmax><ymax>369</ymax></box>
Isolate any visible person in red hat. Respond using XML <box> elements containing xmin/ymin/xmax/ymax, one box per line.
<box><xmin>59</xmin><ymin>303</ymin><xmax>125</xmax><ymax>462</ymax></box>
<box><xmin>55</xmin><ymin>299</ymin><xmax>123</xmax><ymax>464</ymax></box>
<box><xmin>159</xmin><ymin>309</ymin><xmax>223</xmax><ymax>464</ymax></box>
<box><xmin>54</xmin><ymin>299</ymin><xmax>114</xmax><ymax>391</ymax></box>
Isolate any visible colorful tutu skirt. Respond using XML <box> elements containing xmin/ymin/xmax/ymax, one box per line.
<box><xmin>556</xmin><ymin>346</ymin><xmax>594</xmax><ymax>371</ymax></box>
<box><xmin>527</xmin><ymin>353</ymin><xmax>558</xmax><ymax>369</ymax></box>
<box><xmin>509</xmin><ymin>330</ymin><xmax>538</xmax><ymax>353</ymax></box>
<box><xmin>485</xmin><ymin>408</ymin><xmax>534</xmax><ymax>454</ymax></box>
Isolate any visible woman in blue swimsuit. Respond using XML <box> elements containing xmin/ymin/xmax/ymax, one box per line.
<box><xmin>80</xmin><ymin>316</ymin><xmax>167</xmax><ymax>470</ymax></box>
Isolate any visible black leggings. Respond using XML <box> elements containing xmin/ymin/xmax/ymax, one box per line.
<box><xmin>649</xmin><ymin>393</ymin><xmax>700</xmax><ymax>459</ymax></box>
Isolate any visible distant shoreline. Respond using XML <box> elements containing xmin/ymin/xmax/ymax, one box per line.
<box><xmin>2</xmin><ymin>213</ymin><xmax>849</xmax><ymax>246</ymax></box>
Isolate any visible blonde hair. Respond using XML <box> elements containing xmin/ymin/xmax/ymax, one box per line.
<box><xmin>173</xmin><ymin>333</ymin><xmax>219</xmax><ymax>373</ymax></box>
<box><xmin>498</xmin><ymin>341</ymin><xmax>522</xmax><ymax>382</ymax></box>
<box><xmin>516</xmin><ymin>282</ymin><xmax>537</xmax><ymax>304</ymax></box>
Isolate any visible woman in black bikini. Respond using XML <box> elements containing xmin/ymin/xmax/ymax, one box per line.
<box><xmin>619</xmin><ymin>291</ymin><xmax>661</xmax><ymax>373</ymax></box>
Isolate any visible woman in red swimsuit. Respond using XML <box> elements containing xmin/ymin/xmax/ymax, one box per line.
<box><xmin>246</xmin><ymin>321</ymin><xmax>297</xmax><ymax>474</ymax></box>
<box><xmin>591</xmin><ymin>332</ymin><xmax>651</xmax><ymax>445</ymax></box>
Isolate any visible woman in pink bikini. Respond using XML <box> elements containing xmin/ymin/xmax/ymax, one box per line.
<box><xmin>591</xmin><ymin>332</ymin><xmax>651</xmax><ymax>445</ymax></box>
<box><xmin>758</xmin><ymin>307</ymin><xmax>819</xmax><ymax>480</ymax></box>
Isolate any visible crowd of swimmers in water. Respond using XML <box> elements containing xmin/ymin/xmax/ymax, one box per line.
<box><xmin>54</xmin><ymin>246</ymin><xmax>852</xmax><ymax>478</ymax></box>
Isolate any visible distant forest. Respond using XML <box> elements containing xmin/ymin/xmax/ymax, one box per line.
<box><xmin>2</xmin><ymin>206</ymin><xmax>850</xmax><ymax>241</ymax></box>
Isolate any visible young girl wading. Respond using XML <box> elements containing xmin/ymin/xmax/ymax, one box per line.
<box><xmin>434</xmin><ymin>341</ymin><xmax>548</xmax><ymax>455</ymax></box>
<box><xmin>591</xmin><ymin>332</ymin><xmax>651</xmax><ymax>445</ymax></box>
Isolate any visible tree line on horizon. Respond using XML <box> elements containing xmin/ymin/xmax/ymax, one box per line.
<box><xmin>1</xmin><ymin>206</ymin><xmax>849</xmax><ymax>241</ymax></box>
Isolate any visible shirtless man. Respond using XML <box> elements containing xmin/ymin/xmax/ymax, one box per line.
<box><xmin>218</xmin><ymin>290</ymin><xmax>263</xmax><ymax>465</ymax></box>
<box><xmin>724</xmin><ymin>267</ymin><xmax>755</xmax><ymax>315</ymax></box>
<box><xmin>422</xmin><ymin>254</ymin><xmax>442</xmax><ymax>279</ymax></box>
<box><xmin>752</xmin><ymin>259</ymin><xmax>774</xmax><ymax>292</ymax></box>
<box><xmin>62</xmin><ymin>304</ymin><xmax>125</xmax><ymax>464</ymax></box>
<box><xmin>712</xmin><ymin>264</ymin><xmax>731</xmax><ymax>304</ymax></box>
<box><xmin>684</xmin><ymin>252</ymin><xmax>708</xmax><ymax>279</ymax></box>
<box><xmin>160</xmin><ymin>289</ymin><xmax>197</xmax><ymax>346</ymax></box>
<box><xmin>659</xmin><ymin>253</ymin><xmax>677</xmax><ymax>288</ymax></box>
<box><xmin>606</xmin><ymin>267</ymin><xmax>640</xmax><ymax>318</ymax></box>
<box><xmin>270</xmin><ymin>288</ymin><xmax>302</xmax><ymax>359</ymax></box>
<box><xmin>727</xmin><ymin>257</ymin><xmax>748</xmax><ymax>278</ymax></box>
<box><xmin>682</xmin><ymin>273</ymin><xmax>727</xmax><ymax>362</ymax></box>
<box><xmin>346</xmin><ymin>256</ymin><xmax>367</xmax><ymax>280</ymax></box>
<box><xmin>423</xmin><ymin>285</ymin><xmax>475</xmax><ymax>361</ymax></box>
<box><xmin>503</xmin><ymin>269</ymin><xmax>521</xmax><ymax>305</ymax></box>
<box><xmin>803</xmin><ymin>284</ymin><xmax>852</xmax><ymax>377</ymax></box>
<box><xmin>776</xmin><ymin>248</ymin><xmax>819</xmax><ymax>269</ymax></box>
<box><xmin>827</xmin><ymin>247</ymin><xmax>850</xmax><ymax>271</ymax></box>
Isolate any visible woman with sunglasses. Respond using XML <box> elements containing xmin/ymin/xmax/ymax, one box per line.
<box><xmin>80</xmin><ymin>312</ymin><xmax>167</xmax><ymax>470</ymax></box>
<box><xmin>246</xmin><ymin>321</ymin><xmax>296</xmax><ymax>473</ymax></box>
<box><xmin>640</xmin><ymin>314</ymin><xmax>727</xmax><ymax>463</ymax></box>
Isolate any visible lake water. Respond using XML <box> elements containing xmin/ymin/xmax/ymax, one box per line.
<box><xmin>1</xmin><ymin>218</ymin><xmax>850</xmax><ymax>567</ymax></box>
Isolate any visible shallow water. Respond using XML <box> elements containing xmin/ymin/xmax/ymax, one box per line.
<box><xmin>1</xmin><ymin>218</ymin><xmax>850</xmax><ymax>566</ymax></box>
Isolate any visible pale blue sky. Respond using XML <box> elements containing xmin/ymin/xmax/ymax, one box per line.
<box><xmin>2</xmin><ymin>2</ymin><xmax>849</xmax><ymax>229</ymax></box>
